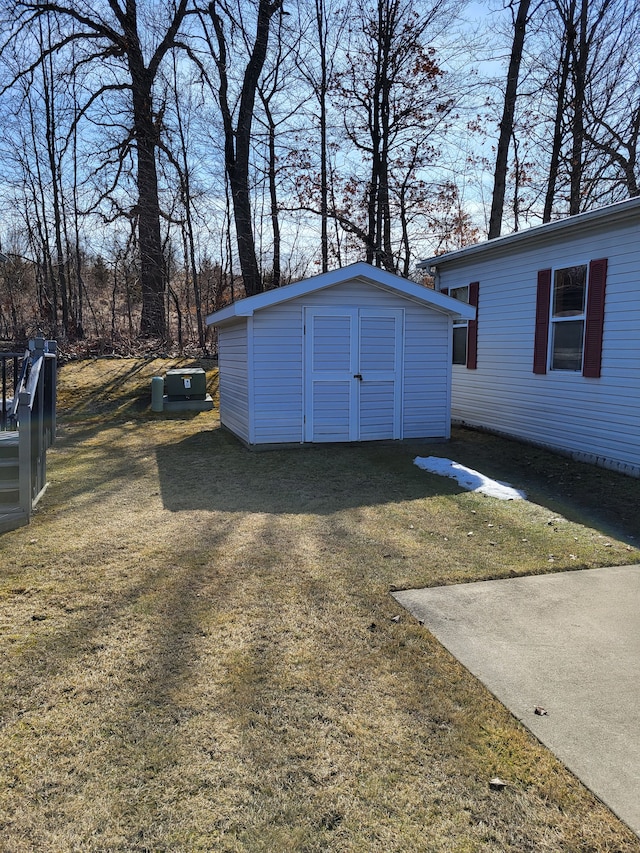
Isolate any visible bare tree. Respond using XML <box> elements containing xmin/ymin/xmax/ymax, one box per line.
<box><xmin>202</xmin><ymin>0</ymin><xmax>283</xmax><ymax>297</ymax></box>
<box><xmin>531</xmin><ymin>0</ymin><xmax>635</xmax><ymax>218</ymax></box>
<box><xmin>293</xmin><ymin>0</ymin><xmax>350</xmax><ymax>272</ymax></box>
<box><xmin>332</xmin><ymin>0</ymin><xmax>461</xmax><ymax>272</ymax></box>
<box><xmin>255</xmin><ymin>12</ymin><xmax>303</xmax><ymax>289</ymax></box>
<box><xmin>582</xmin><ymin>0</ymin><xmax>640</xmax><ymax>199</ymax></box>
<box><xmin>541</xmin><ymin>0</ymin><xmax>573</xmax><ymax>222</ymax></box>
<box><xmin>488</xmin><ymin>0</ymin><xmax>532</xmax><ymax>238</ymax></box>
<box><xmin>2</xmin><ymin>0</ymin><xmax>190</xmax><ymax>339</ymax></box>
<box><xmin>165</xmin><ymin>51</ymin><xmax>207</xmax><ymax>346</ymax></box>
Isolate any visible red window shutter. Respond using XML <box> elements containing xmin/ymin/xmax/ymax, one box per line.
<box><xmin>583</xmin><ymin>258</ymin><xmax>607</xmax><ymax>378</ymax></box>
<box><xmin>441</xmin><ymin>287</ymin><xmax>449</xmax><ymax>296</ymax></box>
<box><xmin>533</xmin><ymin>269</ymin><xmax>552</xmax><ymax>374</ymax></box>
<box><xmin>466</xmin><ymin>282</ymin><xmax>479</xmax><ymax>369</ymax></box>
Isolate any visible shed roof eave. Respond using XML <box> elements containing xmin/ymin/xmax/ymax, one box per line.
<box><xmin>205</xmin><ymin>303</ymin><xmax>252</xmax><ymax>326</ymax></box>
<box><xmin>205</xmin><ymin>261</ymin><xmax>475</xmax><ymax>325</ymax></box>
<box><xmin>419</xmin><ymin>196</ymin><xmax>640</xmax><ymax>271</ymax></box>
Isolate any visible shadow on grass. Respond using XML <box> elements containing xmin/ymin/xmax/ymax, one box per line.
<box><xmin>443</xmin><ymin>427</ymin><xmax>640</xmax><ymax>544</ymax></box>
<box><xmin>156</xmin><ymin>424</ymin><xmax>640</xmax><ymax>543</ymax></box>
<box><xmin>55</xmin><ymin>358</ymin><xmax>638</xmax><ymax>542</ymax></box>
<box><xmin>0</xmin><ymin>514</ymin><xmax>250</xmax><ymax>853</ymax></box>
<box><xmin>155</xmin><ymin>428</ymin><xmax>459</xmax><ymax>515</ymax></box>
<box><xmin>57</xmin><ymin>358</ymin><xmax>219</xmax><ymax>427</ymax></box>
<box><xmin>57</xmin><ymin>360</ymin><xmax>153</xmax><ymax>420</ymax></box>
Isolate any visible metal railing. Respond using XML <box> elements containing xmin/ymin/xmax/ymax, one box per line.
<box><xmin>0</xmin><ymin>350</ymin><xmax>25</xmax><ymax>431</ymax></box>
<box><xmin>1</xmin><ymin>339</ymin><xmax>58</xmax><ymax>520</ymax></box>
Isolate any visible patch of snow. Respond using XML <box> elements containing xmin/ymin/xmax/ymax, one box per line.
<box><xmin>414</xmin><ymin>456</ymin><xmax>526</xmax><ymax>501</ymax></box>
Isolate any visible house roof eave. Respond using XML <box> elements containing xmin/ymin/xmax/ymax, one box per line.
<box><xmin>419</xmin><ymin>196</ymin><xmax>640</xmax><ymax>272</ymax></box>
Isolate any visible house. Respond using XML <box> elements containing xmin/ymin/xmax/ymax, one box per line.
<box><xmin>419</xmin><ymin>196</ymin><xmax>640</xmax><ymax>476</ymax></box>
<box><xmin>206</xmin><ymin>262</ymin><xmax>475</xmax><ymax>448</ymax></box>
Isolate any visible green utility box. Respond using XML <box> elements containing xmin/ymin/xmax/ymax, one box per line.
<box><xmin>164</xmin><ymin>368</ymin><xmax>207</xmax><ymax>400</ymax></box>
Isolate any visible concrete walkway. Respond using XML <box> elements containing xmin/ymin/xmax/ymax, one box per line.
<box><xmin>393</xmin><ymin>565</ymin><xmax>640</xmax><ymax>837</ymax></box>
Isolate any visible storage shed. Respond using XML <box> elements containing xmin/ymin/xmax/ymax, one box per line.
<box><xmin>206</xmin><ymin>262</ymin><xmax>475</xmax><ymax>448</ymax></box>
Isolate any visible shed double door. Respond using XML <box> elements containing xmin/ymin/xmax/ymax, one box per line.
<box><xmin>304</xmin><ymin>307</ymin><xmax>404</xmax><ymax>442</ymax></box>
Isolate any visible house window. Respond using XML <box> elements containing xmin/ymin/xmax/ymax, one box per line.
<box><xmin>533</xmin><ymin>259</ymin><xmax>607</xmax><ymax>378</ymax></box>
<box><xmin>450</xmin><ymin>285</ymin><xmax>469</xmax><ymax>365</ymax></box>
<box><xmin>550</xmin><ymin>265</ymin><xmax>587</xmax><ymax>371</ymax></box>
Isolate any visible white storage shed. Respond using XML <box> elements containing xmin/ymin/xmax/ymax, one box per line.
<box><xmin>206</xmin><ymin>262</ymin><xmax>475</xmax><ymax>448</ymax></box>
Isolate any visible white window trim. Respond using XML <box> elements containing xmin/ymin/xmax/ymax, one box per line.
<box><xmin>548</xmin><ymin>261</ymin><xmax>589</xmax><ymax>373</ymax></box>
<box><xmin>450</xmin><ymin>285</ymin><xmax>469</xmax><ymax>366</ymax></box>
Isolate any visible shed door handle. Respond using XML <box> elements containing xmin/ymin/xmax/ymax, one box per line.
<box><xmin>354</xmin><ymin>374</ymin><xmax>362</xmax><ymax>380</ymax></box>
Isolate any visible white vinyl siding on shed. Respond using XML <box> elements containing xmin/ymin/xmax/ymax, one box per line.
<box><xmin>249</xmin><ymin>281</ymin><xmax>451</xmax><ymax>444</ymax></box>
<box><xmin>251</xmin><ymin>302</ymin><xmax>304</xmax><ymax>443</ymax></box>
<box><xmin>439</xmin><ymin>215</ymin><xmax>640</xmax><ymax>475</ymax></box>
<box><xmin>358</xmin><ymin>312</ymin><xmax>402</xmax><ymax>440</ymax></box>
<box><xmin>313</xmin><ymin>381</ymin><xmax>351</xmax><ymax>441</ymax></box>
<box><xmin>304</xmin><ymin>307</ymin><xmax>403</xmax><ymax>442</ymax></box>
<box><xmin>402</xmin><ymin>309</ymin><xmax>452</xmax><ymax>439</ymax></box>
<box><xmin>305</xmin><ymin>309</ymin><xmax>357</xmax><ymax>442</ymax></box>
<box><xmin>217</xmin><ymin>320</ymin><xmax>250</xmax><ymax>444</ymax></box>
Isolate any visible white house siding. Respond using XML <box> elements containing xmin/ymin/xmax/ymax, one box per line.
<box><xmin>250</xmin><ymin>279</ymin><xmax>452</xmax><ymax>444</ymax></box>
<box><xmin>438</xmin><ymin>215</ymin><xmax>640</xmax><ymax>475</ymax></box>
<box><xmin>217</xmin><ymin>320</ymin><xmax>250</xmax><ymax>444</ymax></box>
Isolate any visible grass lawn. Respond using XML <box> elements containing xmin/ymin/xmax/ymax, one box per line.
<box><xmin>1</xmin><ymin>357</ymin><xmax>639</xmax><ymax>852</ymax></box>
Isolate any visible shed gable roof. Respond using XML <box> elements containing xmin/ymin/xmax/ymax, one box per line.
<box><xmin>206</xmin><ymin>261</ymin><xmax>475</xmax><ymax>326</ymax></box>
<box><xmin>419</xmin><ymin>196</ymin><xmax>640</xmax><ymax>271</ymax></box>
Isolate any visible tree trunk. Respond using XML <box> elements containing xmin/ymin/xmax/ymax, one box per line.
<box><xmin>41</xmin><ymin>29</ymin><xmax>69</xmax><ymax>338</ymax></box>
<box><xmin>316</xmin><ymin>0</ymin><xmax>329</xmax><ymax>273</ymax></box>
<box><xmin>265</xmin><ymin>103</ymin><xmax>281</xmax><ymax>288</ymax></box>
<box><xmin>569</xmin><ymin>0</ymin><xmax>588</xmax><ymax>215</ymax></box>
<box><xmin>488</xmin><ymin>0</ymin><xmax>531</xmax><ymax>239</ymax></box>
<box><xmin>543</xmin><ymin>11</ymin><xmax>574</xmax><ymax>223</ymax></box>
<box><xmin>208</xmin><ymin>0</ymin><xmax>282</xmax><ymax>298</ymax></box>
<box><xmin>378</xmin><ymin>12</ymin><xmax>394</xmax><ymax>273</ymax></box>
<box><xmin>132</xmin><ymin>73</ymin><xmax>166</xmax><ymax>338</ymax></box>
<box><xmin>171</xmin><ymin>53</ymin><xmax>205</xmax><ymax>347</ymax></box>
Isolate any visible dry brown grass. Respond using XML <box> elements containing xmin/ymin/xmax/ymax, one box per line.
<box><xmin>0</xmin><ymin>357</ymin><xmax>639</xmax><ymax>852</ymax></box>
